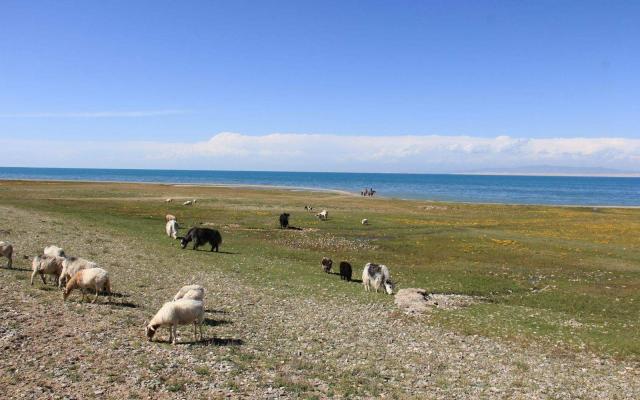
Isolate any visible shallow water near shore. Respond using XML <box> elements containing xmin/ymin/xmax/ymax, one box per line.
<box><xmin>1</xmin><ymin>166</ymin><xmax>639</xmax><ymax>206</ymax></box>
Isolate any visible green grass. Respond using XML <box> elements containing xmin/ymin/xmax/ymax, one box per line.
<box><xmin>1</xmin><ymin>180</ymin><xmax>639</xmax><ymax>359</ymax></box>
<box><xmin>166</xmin><ymin>381</ymin><xmax>185</xmax><ymax>392</ymax></box>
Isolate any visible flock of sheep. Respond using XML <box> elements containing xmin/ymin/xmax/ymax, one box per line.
<box><xmin>0</xmin><ymin>199</ymin><xmax>394</xmax><ymax>346</ymax></box>
<box><xmin>0</xmin><ymin>239</ymin><xmax>208</xmax><ymax>344</ymax></box>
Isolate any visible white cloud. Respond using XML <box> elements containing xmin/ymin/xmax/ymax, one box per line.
<box><xmin>1</xmin><ymin>132</ymin><xmax>639</xmax><ymax>174</ymax></box>
<box><xmin>0</xmin><ymin>109</ymin><xmax>190</xmax><ymax>118</ymax></box>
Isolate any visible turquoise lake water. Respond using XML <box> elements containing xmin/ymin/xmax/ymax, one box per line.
<box><xmin>0</xmin><ymin>167</ymin><xmax>638</xmax><ymax>206</ymax></box>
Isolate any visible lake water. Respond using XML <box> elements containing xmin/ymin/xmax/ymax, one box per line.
<box><xmin>0</xmin><ymin>167</ymin><xmax>639</xmax><ymax>206</ymax></box>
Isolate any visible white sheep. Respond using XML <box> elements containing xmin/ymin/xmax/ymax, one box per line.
<box><xmin>63</xmin><ymin>267</ymin><xmax>112</xmax><ymax>303</ymax></box>
<box><xmin>31</xmin><ymin>255</ymin><xmax>65</xmax><ymax>286</ymax></box>
<box><xmin>362</xmin><ymin>263</ymin><xmax>394</xmax><ymax>294</ymax></box>
<box><xmin>0</xmin><ymin>241</ymin><xmax>13</xmax><ymax>268</ymax></box>
<box><xmin>165</xmin><ymin>198</ymin><xmax>173</xmax><ymax>203</ymax></box>
<box><xmin>44</xmin><ymin>245</ymin><xmax>66</xmax><ymax>258</ymax></box>
<box><xmin>183</xmin><ymin>200</ymin><xmax>193</xmax><ymax>206</ymax></box>
<box><xmin>165</xmin><ymin>219</ymin><xmax>180</xmax><ymax>239</ymax></box>
<box><xmin>59</xmin><ymin>256</ymin><xmax>98</xmax><ymax>288</ymax></box>
<box><xmin>361</xmin><ymin>218</ymin><xmax>369</xmax><ymax>225</ymax></box>
<box><xmin>173</xmin><ymin>284</ymin><xmax>205</xmax><ymax>301</ymax></box>
<box><xmin>42</xmin><ymin>246</ymin><xmax>66</xmax><ymax>284</ymax></box>
<box><xmin>316</xmin><ymin>210</ymin><xmax>328</xmax><ymax>220</ymax></box>
<box><xmin>145</xmin><ymin>299</ymin><xmax>204</xmax><ymax>344</ymax></box>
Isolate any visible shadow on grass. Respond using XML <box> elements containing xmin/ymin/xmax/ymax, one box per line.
<box><xmin>327</xmin><ymin>271</ymin><xmax>362</xmax><ymax>283</ymax></box>
<box><xmin>206</xmin><ymin>308</ymin><xmax>229</xmax><ymax>314</ymax></box>
<box><xmin>188</xmin><ymin>337</ymin><xmax>244</xmax><ymax>347</ymax></box>
<box><xmin>186</xmin><ymin>249</ymin><xmax>238</xmax><ymax>255</ymax></box>
<box><xmin>109</xmin><ymin>291</ymin><xmax>130</xmax><ymax>298</ymax></box>
<box><xmin>203</xmin><ymin>318</ymin><xmax>232</xmax><ymax>327</ymax></box>
<box><xmin>109</xmin><ymin>301</ymin><xmax>138</xmax><ymax>308</ymax></box>
<box><xmin>154</xmin><ymin>337</ymin><xmax>244</xmax><ymax>346</ymax></box>
<box><xmin>75</xmin><ymin>289</ymin><xmax>131</xmax><ymax>299</ymax></box>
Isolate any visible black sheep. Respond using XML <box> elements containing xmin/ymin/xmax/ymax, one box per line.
<box><xmin>279</xmin><ymin>213</ymin><xmax>290</xmax><ymax>229</ymax></box>
<box><xmin>321</xmin><ymin>257</ymin><xmax>333</xmax><ymax>273</ymax></box>
<box><xmin>339</xmin><ymin>261</ymin><xmax>352</xmax><ymax>281</ymax></box>
<box><xmin>179</xmin><ymin>227</ymin><xmax>222</xmax><ymax>252</ymax></box>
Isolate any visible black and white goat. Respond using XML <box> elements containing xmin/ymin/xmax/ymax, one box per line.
<box><xmin>362</xmin><ymin>263</ymin><xmax>394</xmax><ymax>294</ymax></box>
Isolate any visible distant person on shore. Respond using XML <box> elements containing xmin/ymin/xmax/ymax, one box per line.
<box><xmin>361</xmin><ymin>188</ymin><xmax>377</xmax><ymax>197</ymax></box>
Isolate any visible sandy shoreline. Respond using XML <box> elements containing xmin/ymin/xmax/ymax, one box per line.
<box><xmin>1</xmin><ymin>177</ymin><xmax>639</xmax><ymax>208</ymax></box>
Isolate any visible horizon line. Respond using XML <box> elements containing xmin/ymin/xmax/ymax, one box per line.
<box><xmin>1</xmin><ymin>165</ymin><xmax>639</xmax><ymax>178</ymax></box>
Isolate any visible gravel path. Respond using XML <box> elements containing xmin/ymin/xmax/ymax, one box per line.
<box><xmin>0</xmin><ymin>205</ymin><xmax>638</xmax><ymax>399</ymax></box>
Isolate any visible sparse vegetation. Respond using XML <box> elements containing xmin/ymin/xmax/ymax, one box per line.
<box><xmin>0</xmin><ymin>180</ymin><xmax>638</xmax><ymax>398</ymax></box>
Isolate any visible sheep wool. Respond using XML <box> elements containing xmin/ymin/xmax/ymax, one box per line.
<box><xmin>145</xmin><ymin>299</ymin><xmax>204</xmax><ymax>344</ymax></box>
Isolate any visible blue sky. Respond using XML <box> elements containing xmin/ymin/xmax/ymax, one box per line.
<box><xmin>0</xmin><ymin>1</ymin><xmax>639</xmax><ymax>172</ymax></box>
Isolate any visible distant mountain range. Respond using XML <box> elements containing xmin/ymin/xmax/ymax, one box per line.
<box><xmin>460</xmin><ymin>165</ymin><xmax>640</xmax><ymax>177</ymax></box>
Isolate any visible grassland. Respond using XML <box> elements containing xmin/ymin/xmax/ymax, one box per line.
<box><xmin>0</xmin><ymin>180</ymin><xmax>638</xmax><ymax>399</ymax></box>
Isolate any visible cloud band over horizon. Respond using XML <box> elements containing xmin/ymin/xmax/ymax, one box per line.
<box><xmin>1</xmin><ymin>132</ymin><xmax>639</xmax><ymax>174</ymax></box>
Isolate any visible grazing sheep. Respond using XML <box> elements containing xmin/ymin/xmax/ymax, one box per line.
<box><xmin>321</xmin><ymin>257</ymin><xmax>333</xmax><ymax>273</ymax></box>
<box><xmin>316</xmin><ymin>210</ymin><xmax>328</xmax><ymax>220</ymax></box>
<box><xmin>183</xmin><ymin>200</ymin><xmax>193</xmax><ymax>206</ymax></box>
<box><xmin>59</xmin><ymin>256</ymin><xmax>98</xmax><ymax>288</ymax></box>
<box><xmin>165</xmin><ymin>214</ymin><xmax>177</xmax><ymax>222</ymax></box>
<box><xmin>173</xmin><ymin>284</ymin><xmax>205</xmax><ymax>301</ymax></box>
<box><xmin>44</xmin><ymin>245</ymin><xmax>66</xmax><ymax>258</ymax></box>
<box><xmin>165</xmin><ymin>198</ymin><xmax>173</xmax><ymax>203</ymax></box>
<box><xmin>362</xmin><ymin>263</ymin><xmax>394</xmax><ymax>294</ymax></box>
<box><xmin>279</xmin><ymin>213</ymin><xmax>290</xmax><ymax>229</ymax></box>
<box><xmin>0</xmin><ymin>241</ymin><xmax>13</xmax><ymax>268</ymax></box>
<box><xmin>339</xmin><ymin>261</ymin><xmax>352</xmax><ymax>281</ymax></box>
<box><xmin>43</xmin><ymin>246</ymin><xmax>66</xmax><ymax>283</ymax></box>
<box><xmin>145</xmin><ymin>299</ymin><xmax>204</xmax><ymax>344</ymax></box>
<box><xmin>63</xmin><ymin>267</ymin><xmax>111</xmax><ymax>303</ymax></box>
<box><xmin>179</xmin><ymin>227</ymin><xmax>222</xmax><ymax>252</ymax></box>
<box><xmin>166</xmin><ymin>219</ymin><xmax>180</xmax><ymax>239</ymax></box>
<box><xmin>361</xmin><ymin>218</ymin><xmax>369</xmax><ymax>225</ymax></box>
<box><xmin>31</xmin><ymin>255</ymin><xmax>65</xmax><ymax>286</ymax></box>
<box><xmin>304</xmin><ymin>205</ymin><xmax>313</xmax><ymax>212</ymax></box>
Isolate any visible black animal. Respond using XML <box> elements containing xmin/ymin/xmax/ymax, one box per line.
<box><xmin>178</xmin><ymin>227</ymin><xmax>222</xmax><ymax>252</ymax></box>
<box><xmin>321</xmin><ymin>257</ymin><xmax>333</xmax><ymax>273</ymax></box>
<box><xmin>279</xmin><ymin>213</ymin><xmax>290</xmax><ymax>229</ymax></box>
<box><xmin>339</xmin><ymin>261</ymin><xmax>352</xmax><ymax>281</ymax></box>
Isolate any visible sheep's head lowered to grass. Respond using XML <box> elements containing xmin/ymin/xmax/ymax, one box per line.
<box><xmin>144</xmin><ymin>322</ymin><xmax>158</xmax><ymax>341</ymax></box>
